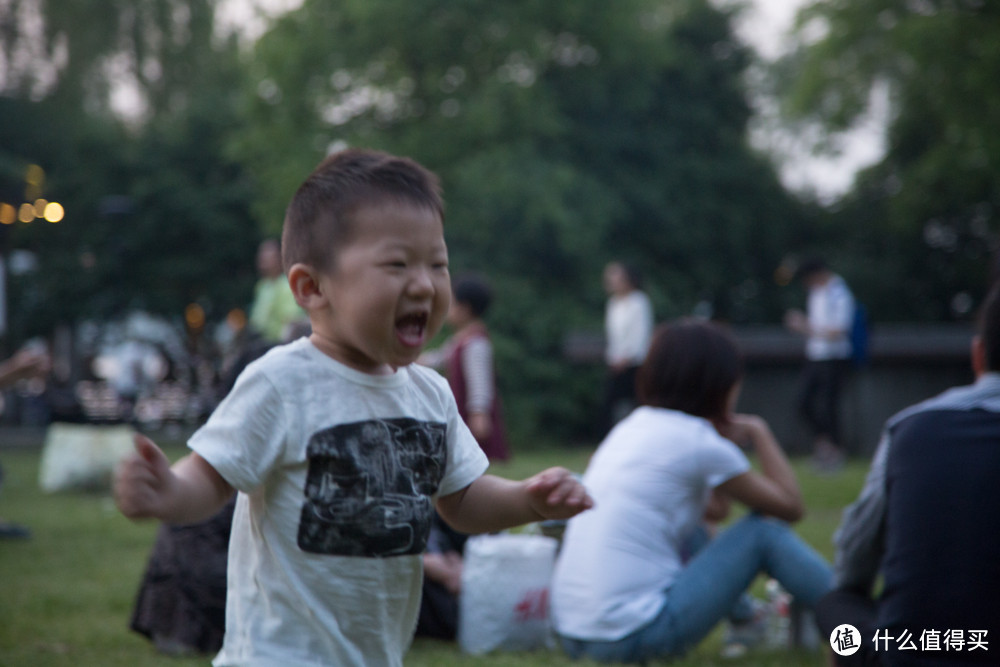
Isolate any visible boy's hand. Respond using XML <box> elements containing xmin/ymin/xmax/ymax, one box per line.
<box><xmin>114</xmin><ymin>434</ymin><xmax>174</xmax><ymax>520</ymax></box>
<box><xmin>524</xmin><ymin>467</ymin><xmax>593</xmax><ymax>521</ymax></box>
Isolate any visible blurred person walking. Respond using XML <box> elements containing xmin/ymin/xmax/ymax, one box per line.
<box><xmin>784</xmin><ymin>258</ymin><xmax>855</xmax><ymax>471</ymax></box>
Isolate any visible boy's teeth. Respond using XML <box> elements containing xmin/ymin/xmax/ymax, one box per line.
<box><xmin>397</xmin><ymin>318</ymin><xmax>425</xmax><ymax>345</ymax></box>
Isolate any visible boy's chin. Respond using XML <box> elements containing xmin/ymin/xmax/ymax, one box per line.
<box><xmin>389</xmin><ymin>350</ymin><xmax>422</xmax><ymax>368</ymax></box>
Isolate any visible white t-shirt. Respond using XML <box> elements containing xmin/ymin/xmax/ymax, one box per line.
<box><xmin>551</xmin><ymin>406</ymin><xmax>750</xmax><ymax>641</ymax></box>
<box><xmin>806</xmin><ymin>274</ymin><xmax>855</xmax><ymax>361</ymax></box>
<box><xmin>189</xmin><ymin>338</ymin><xmax>489</xmax><ymax>667</ymax></box>
<box><xmin>605</xmin><ymin>290</ymin><xmax>654</xmax><ymax>367</ymax></box>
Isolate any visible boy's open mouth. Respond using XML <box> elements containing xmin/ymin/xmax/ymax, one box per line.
<box><xmin>396</xmin><ymin>312</ymin><xmax>428</xmax><ymax>347</ymax></box>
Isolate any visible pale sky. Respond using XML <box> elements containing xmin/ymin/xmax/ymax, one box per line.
<box><xmin>727</xmin><ymin>0</ymin><xmax>888</xmax><ymax>202</ymax></box>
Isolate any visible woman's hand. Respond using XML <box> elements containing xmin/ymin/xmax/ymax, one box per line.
<box><xmin>714</xmin><ymin>413</ymin><xmax>767</xmax><ymax>450</ymax></box>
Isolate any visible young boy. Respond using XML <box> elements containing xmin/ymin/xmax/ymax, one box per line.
<box><xmin>114</xmin><ymin>148</ymin><xmax>593</xmax><ymax>666</ymax></box>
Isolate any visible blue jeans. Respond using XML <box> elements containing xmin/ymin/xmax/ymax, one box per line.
<box><xmin>558</xmin><ymin>514</ymin><xmax>833</xmax><ymax>664</ymax></box>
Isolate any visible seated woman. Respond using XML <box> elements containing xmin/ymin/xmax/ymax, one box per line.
<box><xmin>551</xmin><ymin>319</ymin><xmax>832</xmax><ymax>664</ymax></box>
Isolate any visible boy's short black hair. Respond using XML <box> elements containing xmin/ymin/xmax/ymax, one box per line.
<box><xmin>979</xmin><ymin>282</ymin><xmax>1000</xmax><ymax>371</ymax></box>
<box><xmin>452</xmin><ymin>275</ymin><xmax>493</xmax><ymax>317</ymax></box>
<box><xmin>636</xmin><ymin>319</ymin><xmax>744</xmax><ymax>421</ymax></box>
<box><xmin>281</xmin><ymin>148</ymin><xmax>443</xmax><ymax>272</ymax></box>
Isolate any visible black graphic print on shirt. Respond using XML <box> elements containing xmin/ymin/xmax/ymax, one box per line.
<box><xmin>297</xmin><ymin>418</ymin><xmax>448</xmax><ymax>557</ymax></box>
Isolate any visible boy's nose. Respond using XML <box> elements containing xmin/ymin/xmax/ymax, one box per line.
<box><xmin>407</xmin><ymin>268</ymin><xmax>435</xmax><ymax>297</ymax></box>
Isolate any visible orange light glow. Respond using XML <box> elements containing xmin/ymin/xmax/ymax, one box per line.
<box><xmin>43</xmin><ymin>202</ymin><xmax>64</xmax><ymax>223</ymax></box>
<box><xmin>185</xmin><ymin>303</ymin><xmax>206</xmax><ymax>331</ymax></box>
<box><xmin>18</xmin><ymin>203</ymin><xmax>34</xmax><ymax>223</ymax></box>
<box><xmin>25</xmin><ymin>164</ymin><xmax>45</xmax><ymax>185</ymax></box>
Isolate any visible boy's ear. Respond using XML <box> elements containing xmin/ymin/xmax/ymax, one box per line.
<box><xmin>287</xmin><ymin>263</ymin><xmax>326</xmax><ymax>310</ymax></box>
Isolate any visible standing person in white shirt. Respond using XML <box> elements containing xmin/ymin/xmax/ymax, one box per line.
<box><xmin>602</xmin><ymin>261</ymin><xmax>654</xmax><ymax>434</ymax></box>
<box><xmin>784</xmin><ymin>257</ymin><xmax>856</xmax><ymax>471</ymax></box>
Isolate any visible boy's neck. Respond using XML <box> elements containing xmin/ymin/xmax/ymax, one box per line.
<box><xmin>307</xmin><ymin>333</ymin><xmax>398</xmax><ymax>376</ymax></box>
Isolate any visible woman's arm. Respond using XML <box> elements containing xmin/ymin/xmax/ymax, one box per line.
<box><xmin>715</xmin><ymin>415</ymin><xmax>804</xmax><ymax>522</ymax></box>
<box><xmin>704</xmin><ymin>488</ymin><xmax>732</xmax><ymax>523</ymax></box>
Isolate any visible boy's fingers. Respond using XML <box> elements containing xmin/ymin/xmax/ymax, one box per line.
<box><xmin>115</xmin><ymin>439</ymin><xmax>164</xmax><ymax>516</ymax></box>
<box><xmin>526</xmin><ymin>467</ymin><xmax>593</xmax><ymax>515</ymax></box>
<box><xmin>547</xmin><ymin>476</ymin><xmax>590</xmax><ymax>507</ymax></box>
<box><xmin>118</xmin><ymin>458</ymin><xmax>158</xmax><ymax>487</ymax></box>
<box><xmin>133</xmin><ymin>433</ymin><xmax>156</xmax><ymax>458</ymax></box>
<box><xmin>572</xmin><ymin>486</ymin><xmax>595</xmax><ymax>510</ymax></box>
<box><xmin>526</xmin><ymin>468</ymin><xmax>558</xmax><ymax>492</ymax></box>
<box><xmin>133</xmin><ymin>433</ymin><xmax>168</xmax><ymax>470</ymax></box>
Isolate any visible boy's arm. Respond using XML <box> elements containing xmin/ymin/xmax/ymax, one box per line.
<box><xmin>115</xmin><ymin>434</ymin><xmax>234</xmax><ymax>525</ymax></box>
<box><xmin>435</xmin><ymin>467</ymin><xmax>593</xmax><ymax>535</ymax></box>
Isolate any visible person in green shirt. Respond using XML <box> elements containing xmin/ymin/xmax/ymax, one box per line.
<box><xmin>249</xmin><ymin>238</ymin><xmax>305</xmax><ymax>343</ymax></box>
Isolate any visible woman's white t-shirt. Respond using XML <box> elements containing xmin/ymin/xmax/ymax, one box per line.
<box><xmin>551</xmin><ymin>406</ymin><xmax>750</xmax><ymax>641</ymax></box>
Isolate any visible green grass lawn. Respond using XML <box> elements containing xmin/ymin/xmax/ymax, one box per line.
<box><xmin>0</xmin><ymin>437</ymin><xmax>866</xmax><ymax>666</ymax></box>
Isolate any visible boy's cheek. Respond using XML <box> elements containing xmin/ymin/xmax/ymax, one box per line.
<box><xmin>428</xmin><ymin>311</ymin><xmax>448</xmax><ymax>339</ymax></box>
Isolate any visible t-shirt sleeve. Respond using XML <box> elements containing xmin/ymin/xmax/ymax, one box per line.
<box><xmin>188</xmin><ymin>366</ymin><xmax>288</xmax><ymax>493</ymax></box>
<box><xmin>435</xmin><ymin>387</ymin><xmax>489</xmax><ymax>499</ymax></box>
<box><xmin>701</xmin><ymin>434</ymin><xmax>752</xmax><ymax>489</ymax></box>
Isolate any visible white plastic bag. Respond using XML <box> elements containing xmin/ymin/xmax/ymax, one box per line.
<box><xmin>458</xmin><ymin>532</ymin><xmax>559</xmax><ymax>654</ymax></box>
<box><xmin>38</xmin><ymin>423</ymin><xmax>135</xmax><ymax>493</ymax></box>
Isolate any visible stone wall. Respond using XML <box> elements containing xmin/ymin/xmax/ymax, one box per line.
<box><xmin>564</xmin><ymin>324</ymin><xmax>977</xmax><ymax>458</ymax></box>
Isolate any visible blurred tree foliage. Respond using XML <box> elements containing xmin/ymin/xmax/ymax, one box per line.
<box><xmin>2</xmin><ymin>0</ymin><xmax>814</xmax><ymax>441</ymax></box>
<box><xmin>780</xmin><ymin>0</ymin><xmax>1000</xmax><ymax>321</ymax></box>
<box><xmin>0</xmin><ymin>0</ymin><xmax>259</xmax><ymax>343</ymax></box>
<box><xmin>234</xmin><ymin>0</ymin><xmax>809</xmax><ymax>440</ymax></box>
